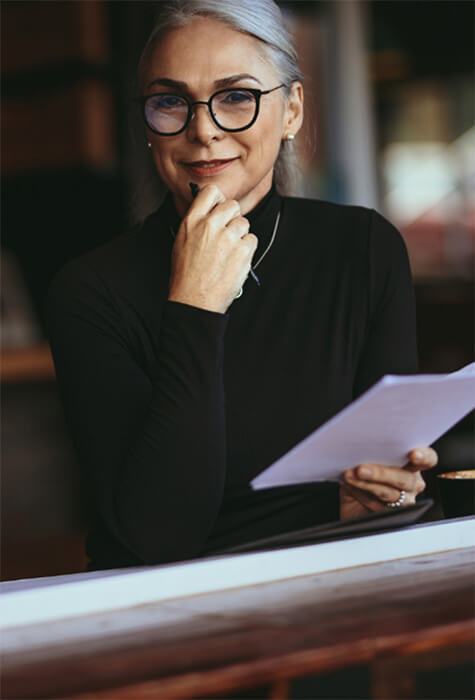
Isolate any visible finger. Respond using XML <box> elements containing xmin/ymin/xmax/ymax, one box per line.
<box><xmin>348</xmin><ymin>464</ymin><xmax>420</xmax><ymax>492</ymax></box>
<box><xmin>413</xmin><ymin>472</ymin><xmax>427</xmax><ymax>495</ymax></box>
<box><xmin>185</xmin><ymin>184</ymin><xmax>226</xmax><ymax>224</ymax></box>
<box><xmin>224</xmin><ymin>215</ymin><xmax>250</xmax><ymax>241</ymax></box>
<box><xmin>340</xmin><ymin>482</ymin><xmax>388</xmax><ymax>513</ymax></box>
<box><xmin>349</xmin><ymin>468</ymin><xmax>426</xmax><ymax>498</ymax></box>
<box><xmin>233</xmin><ymin>235</ymin><xmax>259</xmax><ymax>291</ymax></box>
<box><xmin>240</xmin><ymin>232</ymin><xmax>258</xmax><ymax>253</ymax></box>
<box><xmin>209</xmin><ymin>199</ymin><xmax>243</xmax><ymax>231</ymax></box>
<box><xmin>230</xmin><ymin>234</ymin><xmax>258</xmax><ymax>291</ymax></box>
<box><xmin>405</xmin><ymin>446</ymin><xmax>438</xmax><ymax>472</ymax></box>
<box><xmin>343</xmin><ymin>470</ymin><xmax>409</xmax><ymax>504</ymax></box>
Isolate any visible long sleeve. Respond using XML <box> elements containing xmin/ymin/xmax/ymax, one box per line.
<box><xmin>44</xmin><ymin>191</ymin><xmax>420</xmax><ymax>570</ymax></box>
<box><xmin>354</xmin><ymin>209</ymin><xmax>418</xmax><ymax>397</ymax></box>
<box><xmin>45</xmin><ymin>261</ymin><xmax>229</xmax><ymax>565</ymax></box>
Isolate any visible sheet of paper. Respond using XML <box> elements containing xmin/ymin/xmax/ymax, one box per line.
<box><xmin>251</xmin><ymin>362</ymin><xmax>475</xmax><ymax>489</ymax></box>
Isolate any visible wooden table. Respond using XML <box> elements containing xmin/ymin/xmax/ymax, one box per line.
<box><xmin>1</xmin><ymin>545</ymin><xmax>474</xmax><ymax>700</ymax></box>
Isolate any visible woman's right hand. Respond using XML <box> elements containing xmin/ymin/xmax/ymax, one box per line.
<box><xmin>168</xmin><ymin>184</ymin><xmax>258</xmax><ymax>313</ymax></box>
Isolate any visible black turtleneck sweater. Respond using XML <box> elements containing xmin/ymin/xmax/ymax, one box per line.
<box><xmin>45</xmin><ymin>186</ymin><xmax>417</xmax><ymax>570</ymax></box>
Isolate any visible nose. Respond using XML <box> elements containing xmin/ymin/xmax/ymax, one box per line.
<box><xmin>186</xmin><ymin>102</ymin><xmax>222</xmax><ymax>145</ymax></box>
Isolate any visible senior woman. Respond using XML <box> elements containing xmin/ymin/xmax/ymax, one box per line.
<box><xmin>46</xmin><ymin>0</ymin><xmax>437</xmax><ymax>571</ymax></box>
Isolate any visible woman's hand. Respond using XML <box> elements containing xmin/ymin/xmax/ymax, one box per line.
<box><xmin>168</xmin><ymin>184</ymin><xmax>258</xmax><ymax>314</ymax></box>
<box><xmin>339</xmin><ymin>447</ymin><xmax>438</xmax><ymax>520</ymax></box>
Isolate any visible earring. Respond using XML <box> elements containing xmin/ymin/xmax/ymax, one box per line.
<box><xmin>285</xmin><ymin>134</ymin><xmax>295</xmax><ymax>141</ymax></box>
<box><xmin>147</xmin><ymin>142</ymin><xmax>152</xmax><ymax>148</ymax></box>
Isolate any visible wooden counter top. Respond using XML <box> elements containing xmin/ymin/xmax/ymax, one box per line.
<box><xmin>2</xmin><ymin>546</ymin><xmax>474</xmax><ymax>699</ymax></box>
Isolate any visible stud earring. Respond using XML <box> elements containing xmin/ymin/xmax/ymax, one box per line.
<box><xmin>147</xmin><ymin>142</ymin><xmax>152</xmax><ymax>148</ymax></box>
<box><xmin>285</xmin><ymin>134</ymin><xmax>295</xmax><ymax>141</ymax></box>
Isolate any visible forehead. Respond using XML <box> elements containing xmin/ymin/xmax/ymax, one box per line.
<box><xmin>143</xmin><ymin>16</ymin><xmax>277</xmax><ymax>90</ymax></box>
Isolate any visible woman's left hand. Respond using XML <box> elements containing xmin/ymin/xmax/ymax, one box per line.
<box><xmin>339</xmin><ymin>447</ymin><xmax>438</xmax><ymax>520</ymax></box>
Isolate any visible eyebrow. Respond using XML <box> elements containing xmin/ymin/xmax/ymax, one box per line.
<box><xmin>146</xmin><ymin>73</ymin><xmax>263</xmax><ymax>91</ymax></box>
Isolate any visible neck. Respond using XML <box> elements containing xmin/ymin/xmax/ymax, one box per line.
<box><xmin>236</xmin><ymin>172</ymin><xmax>274</xmax><ymax>216</ymax></box>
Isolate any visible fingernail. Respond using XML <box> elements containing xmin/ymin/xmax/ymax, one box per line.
<box><xmin>344</xmin><ymin>469</ymin><xmax>354</xmax><ymax>480</ymax></box>
<box><xmin>413</xmin><ymin>450</ymin><xmax>423</xmax><ymax>462</ymax></box>
<box><xmin>358</xmin><ymin>466</ymin><xmax>372</xmax><ymax>478</ymax></box>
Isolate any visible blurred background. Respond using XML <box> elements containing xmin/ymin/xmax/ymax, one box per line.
<box><xmin>1</xmin><ymin>0</ymin><xmax>474</xmax><ymax>580</ymax></box>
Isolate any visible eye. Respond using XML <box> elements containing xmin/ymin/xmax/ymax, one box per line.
<box><xmin>150</xmin><ymin>94</ymin><xmax>187</xmax><ymax>110</ymax></box>
<box><xmin>219</xmin><ymin>90</ymin><xmax>254</xmax><ymax>104</ymax></box>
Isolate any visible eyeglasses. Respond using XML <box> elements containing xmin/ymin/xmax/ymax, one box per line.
<box><xmin>138</xmin><ymin>84</ymin><xmax>287</xmax><ymax>136</ymax></box>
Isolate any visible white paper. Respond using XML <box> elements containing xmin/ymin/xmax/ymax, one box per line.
<box><xmin>251</xmin><ymin>362</ymin><xmax>475</xmax><ymax>490</ymax></box>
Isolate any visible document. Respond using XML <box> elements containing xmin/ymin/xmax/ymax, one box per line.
<box><xmin>251</xmin><ymin>362</ymin><xmax>475</xmax><ymax>490</ymax></box>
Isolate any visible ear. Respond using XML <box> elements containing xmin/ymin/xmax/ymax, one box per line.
<box><xmin>283</xmin><ymin>81</ymin><xmax>304</xmax><ymax>138</ymax></box>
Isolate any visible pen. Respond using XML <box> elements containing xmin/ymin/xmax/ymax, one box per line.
<box><xmin>189</xmin><ymin>182</ymin><xmax>200</xmax><ymax>198</ymax></box>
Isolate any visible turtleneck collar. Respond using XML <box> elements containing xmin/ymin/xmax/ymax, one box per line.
<box><xmin>160</xmin><ymin>183</ymin><xmax>282</xmax><ymax>262</ymax></box>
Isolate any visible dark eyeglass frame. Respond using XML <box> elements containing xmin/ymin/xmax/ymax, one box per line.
<box><xmin>137</xmin><ymin>83</ymin><xmax>288</xmax><ymax>136</ymax></box>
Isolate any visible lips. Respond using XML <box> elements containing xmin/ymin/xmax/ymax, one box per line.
<box><xmin>185</xmin><ymin>158</ymin><xmax>236</xmax><ymax>166</ymax></box>
<box><xmin>183</xmin><ymin>157</ymin><xmax>238</xmax><ymax>176</ymax></box>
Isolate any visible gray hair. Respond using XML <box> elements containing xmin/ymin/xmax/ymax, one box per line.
<box><xmin>130</xmin><ymin>0</ymin><xmax>304</xmax><ymax>224</ymax></box>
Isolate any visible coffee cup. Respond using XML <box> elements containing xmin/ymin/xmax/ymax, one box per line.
<box><xmin>437</xmin><ymin>470</ymin><xmax>475</xmax><ymax>518</ymax></box>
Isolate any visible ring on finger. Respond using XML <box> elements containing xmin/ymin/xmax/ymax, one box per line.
<box><xmin>385</xmin><ymin>489</ymin><xmax>407</xmax><ymax>509</ymax></box>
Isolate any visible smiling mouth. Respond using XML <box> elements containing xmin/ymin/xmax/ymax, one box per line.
<box><xmin>184</xmin><ymin>158</ymin><xmax>238</xmax><ymax>168</ymax></box>
<box><xmin>181</xmin><ymin>158</ymin><xmax>239</xmax><ymax>178</ymax></box>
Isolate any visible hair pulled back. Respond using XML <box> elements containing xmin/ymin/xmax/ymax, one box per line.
<box><xmin>133</xmin><ymin>0</ymin><xmax>303</xmax><ymax>222</ymax></box>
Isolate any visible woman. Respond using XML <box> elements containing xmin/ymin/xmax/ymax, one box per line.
<box><xmin>46</xmin><ymin>0</ymin><xmax>437</xmax><ymax>571</ymax></box>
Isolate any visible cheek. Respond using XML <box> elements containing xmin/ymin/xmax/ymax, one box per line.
<box><xmin>245</xmin><ymin>116</ymin><xmax>283</xmax><ymax>163</ymax></box>
<box><xmin>246</xmin><ymin>134</ymin><xmax>281</xmax><ymax>170</ymax></box>
<box><xmin>151</xmin><ymin>145</ymin><xmax>177</xmax><ymax>181</ymax></box>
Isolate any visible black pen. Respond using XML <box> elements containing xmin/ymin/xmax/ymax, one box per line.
<box><xmin>189</xmin><ymin>182</ymin><xmax>200</xmax><ymax>198</ymax></box>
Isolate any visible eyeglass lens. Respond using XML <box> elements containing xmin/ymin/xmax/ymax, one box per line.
<box><xmin>144</xmin><ymin>89</ymin><xmax>258</xmax><ymax>134</ymax></box>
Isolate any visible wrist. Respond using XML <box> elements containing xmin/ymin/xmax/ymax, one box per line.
<box><xmin>167</xmin><ymin>293</ymin><xmax>227</xmax><ymax>314</ymax></box>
